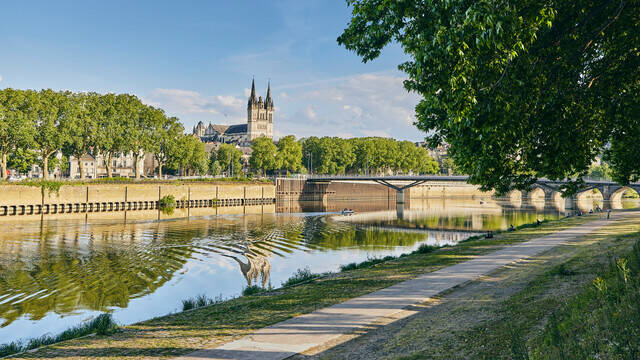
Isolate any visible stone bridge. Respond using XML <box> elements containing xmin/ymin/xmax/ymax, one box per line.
<box><xmin>306</xmin><ymin>175</ymin><xmax>640</xmax><ymax>211</ymax></box>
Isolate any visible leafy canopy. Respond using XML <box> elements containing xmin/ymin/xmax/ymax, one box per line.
<box><xmin>339</xmin><ymin>0</ymin><xmax>640</xmax><ymax>193</ymax></box>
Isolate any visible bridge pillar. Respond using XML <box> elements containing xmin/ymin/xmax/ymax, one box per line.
<box><xmin>564</xmin><ymin>196</ymin><xmax>577</xmax><ymax>211</ymax></box>
<box><xmin>396</xmin><ymin>189</ymin><xmax>405</xmax><ymax>205</ymax></box>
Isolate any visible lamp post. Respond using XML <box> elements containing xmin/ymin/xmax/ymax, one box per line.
<box><xmin>307</xmin><ymin>152</ymin><xmax>313</xmax><ymax>176</ymax></box>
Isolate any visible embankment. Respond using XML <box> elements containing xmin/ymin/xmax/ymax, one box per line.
<box><xmin>0</xmin><ymin>182</ymin><xmax>275</xmax><ymax>219</ymax></box>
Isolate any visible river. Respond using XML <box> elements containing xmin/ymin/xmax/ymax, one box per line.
<box><xmin>0</xmin><ymin>197</ymin><xmax>637</xmax><ymax>344</ymax></box>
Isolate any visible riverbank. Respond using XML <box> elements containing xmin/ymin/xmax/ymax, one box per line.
<box><xmin>3</xmin><ymin>214</ymin><xmax>606</xmax><ymax>359</ymax></box>
<box><xmin>300</xmin><ymin>212</ymin><xmax>640</xmax><ymax>359</ymax></box>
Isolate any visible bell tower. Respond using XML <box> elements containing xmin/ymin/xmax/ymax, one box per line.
<box><xmin>247</xmin><ymin>79</ymin><xmax>274</xmax><ymax>141</ymax></box>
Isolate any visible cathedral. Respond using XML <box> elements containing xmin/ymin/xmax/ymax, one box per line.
<box><xmin>193</xmin><ymin>79</ymin><xmax>274</xmax><ymax>145</ymax></box>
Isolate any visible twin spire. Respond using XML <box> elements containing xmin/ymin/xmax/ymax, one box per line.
<box><xmin>248</xmin><ymin>78</ymin><xmax>273</xmax><ymax>109</ymax></box>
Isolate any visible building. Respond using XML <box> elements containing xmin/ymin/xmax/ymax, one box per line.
<box><xmin>68</xmin><ymin>152</ymin><xmax>145</xmax><ymax>179</ymax></box>
<box><xmin>192</xmin><ymin>79</ymin><xmax>274</xmax><ymax>145</ymax></box>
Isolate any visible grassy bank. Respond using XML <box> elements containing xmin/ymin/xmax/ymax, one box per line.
<box><xmin>6</xmin><ymin>215</ymin><xmax>600</xmax><ymax>359</ymax></box>
<box><xmin>306</xmin><ymin>213</ymin><xmax>640</xmax><ymax>359</ymax></box>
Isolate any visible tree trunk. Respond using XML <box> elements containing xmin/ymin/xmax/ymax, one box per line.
<box><xmin>133</xmin><ymin>152</ymin><xmax>141</xmax><ymax>179</ymax></box>
<box><xmin>78</xmin><ymin>157</ymin><xmax>85</xmax><ymax>180</ymax></box>
<box><xmin>43</xmin><ymin>156</ymin><xmax>49</xmax><ymax>180</ymax></box>
<box><xmin>106</xmin><ymin>153</ymin><xmax>113</xmax><ymax>178</ymax></box>
<box><xmin>158</xmin><ymin>163</ymin><xmax>163</xmax><ymax>178</ymax></box>
<box><xmin>1</xmin><ymin>153</ymin><xmax>7</xmax><ymax>180</ymax></box>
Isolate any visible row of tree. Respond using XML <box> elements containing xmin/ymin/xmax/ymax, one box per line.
<box><xmin>0</xmin><ymin>88</ymin><xmax>206</xmax><ymax>179</ymax></box>
<box><xmin>248</xmin><ymin>136</ymin><xmax>439</xmax><ymax>175</ymax></box>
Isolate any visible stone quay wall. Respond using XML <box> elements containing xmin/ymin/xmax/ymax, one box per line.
<box><xmin>0</xmin><ymin>183</ymin><xmax>275</xmax><ymax>217</ymax></box>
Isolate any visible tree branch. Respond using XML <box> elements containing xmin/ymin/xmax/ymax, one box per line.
<box><xmin>583</xmin><ymin>1</ymin><xmax>626</xmax><ymax>52</ymax></box>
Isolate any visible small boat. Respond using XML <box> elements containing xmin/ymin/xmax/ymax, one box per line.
<box><xmin>340</xmin><ymin>209</ymin><xmax>355</xmax><ymax>216</ymax></box>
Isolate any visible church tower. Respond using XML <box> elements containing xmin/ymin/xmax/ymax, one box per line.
<box><xmin>247</xmin><ymin>79</ymin><xmax>274</xmax><ymax>141</ymax></box>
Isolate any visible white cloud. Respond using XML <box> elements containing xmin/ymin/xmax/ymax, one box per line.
<box><xmin>275</xmin><ymin>71</ymin><xmax>422</xmax><ymax>141</ymax></box>
<box><xmin>0</xmin><ymin>75</ymin><xmax>3</xmax><ymax>82</ymax></box>
<box><xmin>143</xmin><ymin>88</ymin><xmax>246</xmax><ymax>128</ymax></box>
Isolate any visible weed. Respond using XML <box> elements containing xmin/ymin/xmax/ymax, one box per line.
<box><xmin>158</xmin><ymin>194</ymin><xmax>176</xmax><ymax>215</ymax></box>
<box><xmin>413</xmin><ymin>244</ymin><xmax>438</xmax><ymax>254</ymax></box>
<box><xmin>181</xmin><ymin>294</ymin><xmax>223</xmax><ymax>311</ymax></box>
<box><xmin>549</xmin><ymin>263</ymin><xmax>575</xmax><ymax>276</ymax></box>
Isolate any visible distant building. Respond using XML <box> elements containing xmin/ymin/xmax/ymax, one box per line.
<box><xmin>192</xmin><ymin>79</ymin><xmax>274</xmax><ymax>146</ymax></box>
<box><xmin>417</xmin><ymin>141</ymin><xmax>451</xmax><ymax>174</ymax></box>
<box><xmin>68</xmin><ymin>152</ymin><xmax>145</xmax><ymax>179</ymax></box>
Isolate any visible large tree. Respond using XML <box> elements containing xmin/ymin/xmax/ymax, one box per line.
<box><xmin>0</xmin><ymin>89</ymin><xmax>34</xmax><ymax>180</ymax></box>
<box><xmin>150</xmin><ymin>114</ymin><xmax>183</xmax><ymax>178</ymax></box>
<box><xmin>173</xmin><ymin>135</ymin><xmax>208</xmax><ymax>176</ymax></box>
<box><xmin>62</xmin><ymin>92</ymin><xmax>100</xmax><ymax>179</ymax></box>
<box><xmin>217</xmin><ymin>143</ymin><xmax>243</xmax><ymax>177</ymax></box>
<box><xmin>276</xmin><ymin>135</ymin><xmax>303</xmax><ymax>174</ymax></box>
<box><xmin>250</xmin><ymin>136</ymin><xmax>278</xmax><ymax>176</ymax></box>
<box><xmin>339</xmin><ymin>0</ymin><xmax>640</xmax><ymax>193</ymax></box>
<box><xmin>32</xmin><ymin>89</ymin><xmax>72</xmax><ymax>179</ymax></box>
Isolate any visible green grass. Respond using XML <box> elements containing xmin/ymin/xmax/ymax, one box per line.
<box><xmin>181</xmin><ymin>294</ymin><xmax>224</xmax><ymax>311</ymax></box>
<box><xmin>7</xmin><ymin>215</ymin><xmax>597</xmax><ymax>359</ymax></box>
<box><xmin>0</xmin><ymin>313</ymin><xmax>118</xmax><ymax>358</ymax></box>
<box><xmin>281</xmin><ymin>267</ymin><xmax>322</xmax><ymax>287</ymax></box>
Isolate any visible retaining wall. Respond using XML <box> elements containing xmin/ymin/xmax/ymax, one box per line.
<box><xmin>0</xmin><ymin>183</ymin><xmax>275</xmax><ymax>217</ymax></box>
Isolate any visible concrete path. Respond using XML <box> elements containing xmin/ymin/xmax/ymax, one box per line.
<box><xmin>178</xmin><ymin>214</ymin><xmax>632</xmax><ymax>360</ymax></box>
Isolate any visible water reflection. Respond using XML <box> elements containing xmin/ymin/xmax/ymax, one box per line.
<box><xmin>0</xmin><ymin>196</ymin><xmax>598</xmax><ymax>344</ymax></box>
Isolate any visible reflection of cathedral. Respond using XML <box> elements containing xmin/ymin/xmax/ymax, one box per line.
<box><xmin>192</xmin><ymin>79</ymin><xmax>274</xmax><ymax>145</ymax></box>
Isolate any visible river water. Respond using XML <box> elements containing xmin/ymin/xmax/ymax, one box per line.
<box><xmin>0</xmin><ymin>197</ymin><xmax>637</xmax><ymax>344</ymax></box>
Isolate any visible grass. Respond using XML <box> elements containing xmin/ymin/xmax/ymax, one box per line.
<box><xmin>378</xmin><ymin>214</ymin><xmax>640</xmax><ymax>360</ymax></box>
<box><xmin>5</xmin><ymin>215</ymin><xmax>599</xmax><ymax>359</ymax></box>
<box><xmin>242</xmin><ymin>285</ymin><xmax>266</xmax><ymax>296</ymax></box>
<box><xmin>0</xmin><ymin>313</ymin><xmax>118</xmax><ymax>358</ymax></box>
<box><xmin>181</xmin><ymin>294</ymin><xmax>224</xmax><ymax>311</ymax></box>
<box><xmin>281</xmin><ymin>267</ymin><xmax>322</xmax><ymax>287</ymax></box>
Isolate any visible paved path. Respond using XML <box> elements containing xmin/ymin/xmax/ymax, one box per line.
<box><xmin>178</xmin><ymin>213</ymin><xmax>634</xmax><ymax>360</ymax></box>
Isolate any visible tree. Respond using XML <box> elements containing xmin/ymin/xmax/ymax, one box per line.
<box><xmin>173</xmin><ymin>135</ymin><xmax>208</xmax><ymax>176</ymax></box>
<box><xmin>32</xmin><ymin>89</ymin><xmax>72</xmax><ymax>179</ymax></box>
<box><xmin>217</xmin><ymin>143</ymin><xmax>243</xmax><ymax>177</ymax></box>
<box><xmin>7</xmin><ymin>148</ymin><xmax>38</xmax><ymax>175</ymax></box>
<box><xmin>0</xmin><ymin>88</ymin><xmax>34</xmax><ymax>180</ymax></box>
<box><xmin>150</xmin><ymin>114</ymin><xmax>182</xmax><ymax>178</ymax></box>
<box><xmin>339</xmin><ymin>1</ymin><xmax>640</xmax><ymax>194</ymax></box>
<box><xmin>117</xmin><ymin>95</ymin><xmax>147</xmax><ymax>179</ymax></box>
<box><xmin>250</xmin><ymin>136</ymin><xmax>277</xmax><ymax>176</ymax></box>
<box><xmin>276</xmin><ymin>135</ymin><xmax>303</xmax><ymax>174</ymax></box>
<box><xmin>62</xmin><ymin>92</ymin><xmax>99</xmax><ymax>179</ymax></box>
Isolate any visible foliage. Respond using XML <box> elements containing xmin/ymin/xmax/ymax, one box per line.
<box><xmin>173</xmin><ymin>135</ymin><xmax>209</xmax><ymax>176</ymax></box>
<box><xmin>217</xmin><ymin>143</ymin><xmax>244</xmax><ymax>177</ymax></box>
<box><xmin>276</xmin><ymin>135</ymin><xmax>303</xmax><ymax>174</ymax></box>
<box><xmin>158</xmin><ymin>194</ymin><xmax>176</xmax><ymax>215</ymax></box>
<box><xmin>302</xmin><ymin>136</ymin><xmax>439</xmax><ymax>175</ymax></box>
<box><xmin>339</xmin><ymin>0</ymin><xmax>640</xmax><ymax>193</ymax></box>
<box><xmin>242</xmin><ymin>285</ymin><xmax>265</xmax><ymax>296</ymax></box>
<box><xmin>0</xmin><ymin>313</ymin><xmax>117</xmax><ymax>357</ymax></box>
<box><xmin>281</xmin><ymin>267</ymin><xmax>320</xmax><ymax>287</ymax></box>
<box><xmin>7</xmin><ymin>148</ymin><xmax>38</xmax><ymax>174</ymax></box>
<box><xmin>249</xmin><ymin>136</ymin><xmax>278</xmax><ymax>175</ymax></box>
<box><xmin>587</xmin><ymin>163</ymin><xmax>612</xmax><ymax>180</ymax></box>
<box><xmin>0</xmin><ymin>88</ymin><xmax>35</xmax><ymax>180</ymax></box>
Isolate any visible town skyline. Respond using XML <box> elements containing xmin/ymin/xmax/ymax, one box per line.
<box><xmin>0</xmin><ymin>1</ymin><xmax>422</xmax><ymax>141</ymax></box>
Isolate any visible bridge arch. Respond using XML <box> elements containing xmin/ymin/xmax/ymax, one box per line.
<box><xmin>610</xmin><ymin>187</ymin><xmax>639</xmax><ymax>209</ymax></box>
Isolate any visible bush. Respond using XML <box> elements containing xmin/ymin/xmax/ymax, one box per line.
<box><xmin>0</xmin><ymin>313</ymin><xmax>117</xmax><ymax>357</ymax></box>
<box><xmin>281</xmin><ymin>267</ymin><xmax>320</xmax><ymax>287</ymax></box>
<box><xmin>242</xmin><ymin>285</ymin><xmax>265</xmax><ymax>296</ymax></box>
<box><xmin>413</xmin><ymin>244</ymin><xmax>438</xmax><ymax>254</ymax></box>
<box><xmin>158</xmin><ymin>194</ymin><xmax>176</xmax><ymax>214</ymax></box>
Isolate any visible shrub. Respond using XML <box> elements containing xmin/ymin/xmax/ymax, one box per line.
<box><xmin>242</xmin><ymin>285</ymin><xmax>265</xmax><ymax>296</ymax></box>
<box><xmin>158</xmin><ymin>194</ymin><xmax>176</xmax><ymax>214</ymax></box>
<box><xmin>281</xmin><ymin>267</ymin><xmax>319</xmax><ymax>287</ymax></box>
<box><xmin>413</xmin><ymin>244</ymin><xmax>438</xmax><ymax>254</ymax></box>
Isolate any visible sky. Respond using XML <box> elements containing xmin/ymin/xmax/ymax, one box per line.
<box><xmin>0</xmin><ymin>1</ymin><xmax>424</xmax><ymax>141</ymax></box>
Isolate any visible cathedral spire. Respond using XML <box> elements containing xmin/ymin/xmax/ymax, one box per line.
<box><xmin>248</xmin><ymin>78</ymin><xmax>258</xmax><ymax>108</ymax></box>
<box><xmin>265</xmin><ymin>80</ymin><xmax>273</xmax><ymax>109</ymax></box>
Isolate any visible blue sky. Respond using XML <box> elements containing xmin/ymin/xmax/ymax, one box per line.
<box><xmin>0</xmin><ymin>1</ymin><xmax>423</xmax><ymax>141</ymax></box>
